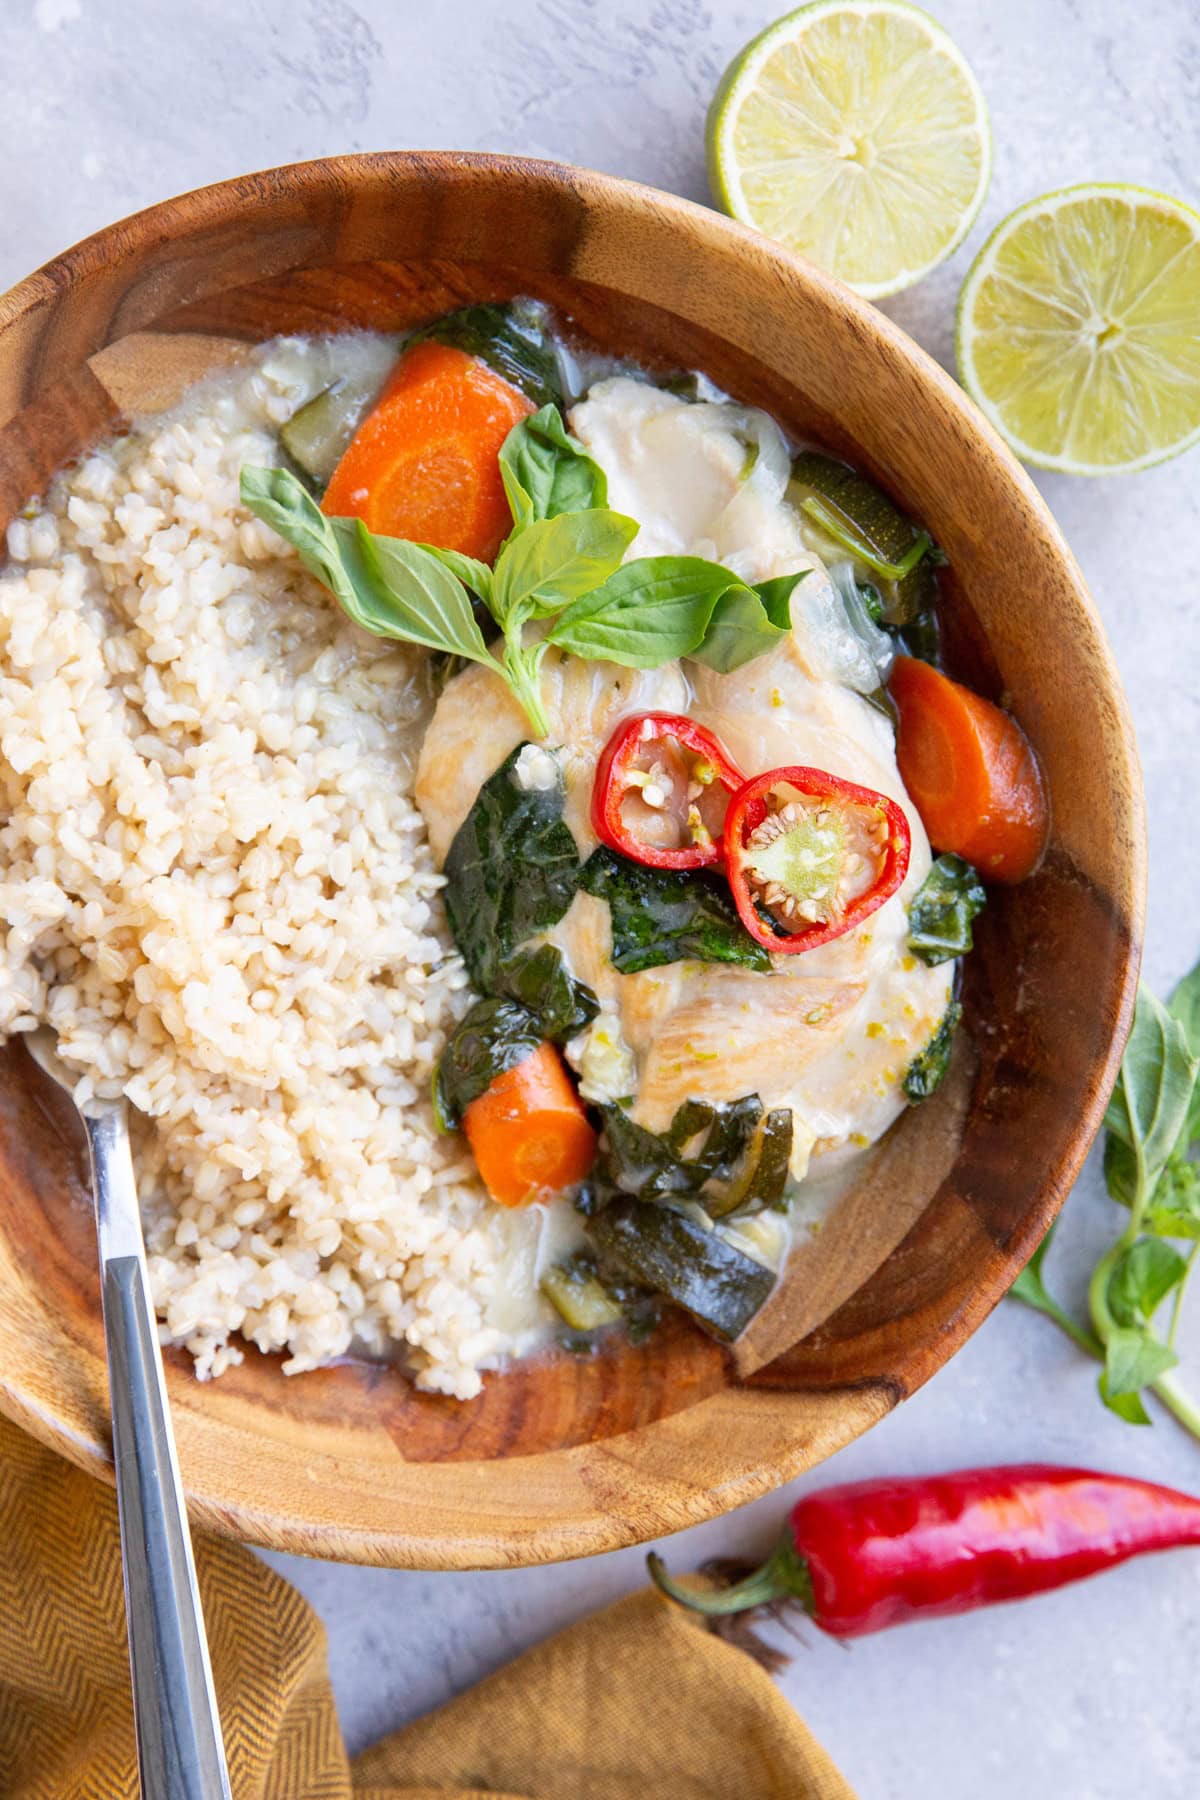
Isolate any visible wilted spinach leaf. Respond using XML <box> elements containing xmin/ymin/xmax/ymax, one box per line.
<box><xmin>903</xmin><ymin>1001</ymin><xmax>962</xmax><ymax>1103</ymax></box>
<box><xmin>586</xmin><ymin>1094</ymin><xmax>791</xmax><ymax>1219</ymax></box>
<box><xmin>908</xmin><ymin>855</ymin><xmax>987</xmax><ymax>965</ymax></box>
<box><xmin>434</xmin><ymin>997</ymin><xmax>545</xmax><ymax>1129</ymax></box>
<box><xmin>497</xmin><ymin>942</ymin><xmax>598</xmax><ymax>1039</ymax></box>
<box><xmin>443</xmin><ymin>745</ymin><xmax>583</xmax><ymax>991</ymax></box>
<box><xmin>579</xmin><ymin>846</ymin><xmax>770</xmax><ymax>974</ymax></box>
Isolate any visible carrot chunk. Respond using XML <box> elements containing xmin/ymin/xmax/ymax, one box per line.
<box><xmin>321</xmin><ymin>340</ymin><xmax>533</xmax><ymax>561</ymax></box>
<box><xmin>890</xmin><ymin>656</ymin><xmax>1048</xmax><ymax>883</ymax></box>
<box><xmin>463</xmin><ymin>1042</ymin><xmax>597</xmax><ymax>1208</ymax></box>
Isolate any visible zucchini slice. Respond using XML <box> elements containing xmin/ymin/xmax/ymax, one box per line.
<box><xmin>587</xmin><ymin>1200</ymin><xmax>775</xmax><ymax>1341</ymax></box>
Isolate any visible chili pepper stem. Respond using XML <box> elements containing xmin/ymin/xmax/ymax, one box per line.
<box><xmin>647</xmin><ymin>1539</ymin><xmax>816</xmax><ymax>1619</ymax></box>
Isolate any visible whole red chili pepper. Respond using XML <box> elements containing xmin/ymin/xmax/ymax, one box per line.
<box><xmin>591</xmin><ymin>713</ymin><xmax>746</xmax><ymax>871</ymax></box>
<box><xmin>648</xmin><ymin>1465</ymin><xmax>1200</xmax><ymax>1637</ymax></box>
<box><xmin>724</xmin><ymin>764</ymin><xmax>911</xmax><ymax>955</ymax></box>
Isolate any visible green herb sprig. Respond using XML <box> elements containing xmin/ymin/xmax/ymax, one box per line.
<box><xmin>241</xmin><ymin>403</ymin><xmax>807</xmax><ymax>738</ymax></box>
<box><xmin>1011</xmin><ymin>958</ymin><xmax>1200</xmax><ymax>1437</ymax></box>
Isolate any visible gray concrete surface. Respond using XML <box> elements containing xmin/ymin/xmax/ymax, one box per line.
<box><xmin>1</xmin><ymin>1</ymin><xmax>1197</xmax><ymax>1793</ymax></box>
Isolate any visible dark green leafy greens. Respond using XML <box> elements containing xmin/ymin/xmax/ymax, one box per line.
<box><xmin>434</xmin><ymin>752</ymin><xmax>599</xmax><ymax>1126</ymax></box>
<box><xmin>433</xmin><ymin>998</ymin><xmax>545</xmax><ymax>1129</ymax></box>
<box><xmin>579</xmin><ymin>846</ymin><xmax>771</xmax><ymax>974</ymax></box>
<box><xmin>908</xmin><ymin>856</ymin><xmax>987</xmax><ymax>965</ymax></box>
<box><xmin>442</xmin><ymin>745</ymin><xmax>583</xmax><ymax>992</ymax></box>
<box><xmin>903</xmin><ymin>1001</ymin><xmax>962</xmax><ymax>1102</ymax></box>
<box><xmin>496</xmin><ymin>943</ymin><xmax>599</xmax><ymax>1040</ymax></box>
<box><xmin>1010</xmin><ymin>962</ymin><xmax>1200</xmax><ymax>1437</ymax></box>
<box><xmin>410</xmin><ymin>301</ymin><xmax>564</xmax><ymax>409</ymax></box>
<box><xmin>588</xmin><ymin>1095</ymin><xmax>791</xmax><ymax>1214</ymax></box>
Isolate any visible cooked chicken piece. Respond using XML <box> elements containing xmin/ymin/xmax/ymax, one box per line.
<box><xmin>414</xmin><ymin>649</ymin><xmax>689</xmax><ymax>865</ymax></box>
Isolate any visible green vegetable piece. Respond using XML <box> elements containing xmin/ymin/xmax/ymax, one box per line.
<box><xmin>903</xmin><ymin>1001</ymin><xmax>962</xmax><ymax>1103</ymax></box>
<box><xmin>497</xmin><ymin>943</ymin><xmax>599</xmax><ymax>1041</ymax></box>
<box><xmin>587</xmin><ymin>1200</ymin><xmax>776</xmax><ymax>1341</ymax></box>
<box><xmin>499</xmin><ymin>405</ymin><xmax>608</xmax><ymax>527</ymax></box>
<box><xmin>240</xmin><ymin>467</ymin><xmax>499</xmax><ymax>668</ymax></box>
<box><xmin>1106</xmin><ymin>1237</ymin><xmax>1188</xmax><ymax>1331</ymax></box>
<box><xmin>579</xmin><ymin>846</ymin><xmax>771</xmax><ymax>975</ymax></box>
<box><xmin>434</xmin><ymin>997</ymin><xmax>544</xmax><ymax>1130</ymax></box>
<box><xmin>492</xmin><ymin>508</ymin><xmax>638</xmax><ymax>626</ymax></box>
<box><xmin>540</xmin><ymin>1254</ymin><xmax>623</xmax><ymax>1331</ymax></box>
<box><xmin>279</xmin><ymin>373</ymin><xmax>386</xmax><ymax>485</ymax></box>
<box><xmin>546</xmin><ymin>556</ymin><xmax>800</xmax><ymax>673</ymax></box>
<box><xmin>443</xmin><ymin>745</ymin><xmax>583</xmax><ymax>992</ymax></box>
<box><xmin>411</xmin><ymin>302</ymin><xmax>563</xmax><ymax>409</ymax></box>
<box><xmin>789</xmin><ymin>450</ymin><xmax>937</xmax><ymax>625</ymax></box>
<box><xmin>907</xmin><ymin>855</ymin><xmax>987</xmax><ymax>965</ymax></box>
<box><xmin>1103</xmin><ymin>984</ymin><xmax>1198</xmax><ymax>1192</ymax></box>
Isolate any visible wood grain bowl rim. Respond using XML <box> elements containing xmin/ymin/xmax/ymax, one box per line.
<box><xmin>0</xmin><ymin>152</ymin><xmax>1146</xmax><ymax>1567</ymax></box>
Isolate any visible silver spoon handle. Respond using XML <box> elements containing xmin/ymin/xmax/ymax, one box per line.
<box><xmin>86</xmin><ymin>1107</ymin><xmax>232</xmax><ymax>1800</ymax></box>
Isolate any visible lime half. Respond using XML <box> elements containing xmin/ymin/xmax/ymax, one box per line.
<box><xmin>957</xmin><ymin>184</ymin><xmax>1200</xmax><ymax>475</ymax></box>
<box><xmin>707</xmin><ymin>0</ymin><xmax>991</xmax><ymax>299</ymax></box>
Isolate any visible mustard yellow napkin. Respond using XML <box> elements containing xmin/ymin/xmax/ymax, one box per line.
<box><xmin>0</xmin><ymin>1413</ymin><xmax>853</xmax><ymax>1799</ymax></box>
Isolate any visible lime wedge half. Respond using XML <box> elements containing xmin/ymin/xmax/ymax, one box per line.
<box><xmin>707</xmin><ymin>0</ymin><xmax>991</xmax><ymax>299</ymax></box>
<box><xmin>957</xmin><ymin>183</ymin><xmax>1200</xmax><ymax>475</ymax></box>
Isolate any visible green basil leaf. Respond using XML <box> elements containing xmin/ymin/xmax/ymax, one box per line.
<box><xmin>492</xmin><ymin>508</ymin><xmax>638</xmax><ymax>625</ymax></box>
<box><xmin>1106</xmin><ymin>1237</ymin><xmax>1188</xmax><ymax>1328</ymax></box>
<box><xmin>908</xmin><ymin>854</ymin><xmax>988</xmax><ymax>966</ymax></box>
<box><xmin>417</xmin><ymin>544</ymin><xmax>495</xmax><ymax>602</ymax></box>
<box><xmin>548</xmin><ymin>557</ymin><xmax>736</xmax><ymax>666</ymax></box>
<box><xmin>690</xmin><ymin>572</ymin><xmax>805</xmax><ymax>674</ymax></box>
<box><xmin>499</xmin><ymin>405</ymin><xmax>608</xmax><ymax>528</ymax></box>
<box><xmin>579</xmin><ymin>846</ymin><xmax>771</xmax><ymax>974</ymax></box>
<box><xmin>350</xmin><ymin>523</ymin><xmax>495</xmax><ymax>660</ymax></box>
<box><xmin>903</xmin><ymin>1001</ymin><xmax>962</xmax><ymax>1103</ymax></box>
<box><xmin>240</xmin><ymin>467</ymin><xmax>498</xmax><ymax>668</ymax></box>
<box><xmin>443</xmin><ymin>745</ymin><xmax>583</xmax><ymax>991</ymax></box>
<box><xmin>1100</xmin><ymin>1325</ymin><xmax>1178</xmax><ymax>1412</ymax></box>
<box><xmin>1169</xmin><ymin>956</ymin><xmax>1200</xmax><ymax>1053</ymax></box>
<box><xmin>1145</xmin><ymin>1154</ymin><xmax>1200</xmax><ymax>1238</ymax></box>
<box><xmin>1097</xmin><ymin>1371</ymin><xmax>1155</xmax><ymax>1426</ymax></box>
<box><xmin>1103</xmin><ymin>984</ymin><xmax>1198</xmax><ymax>1189</ymax></box>
<box><xmin>434</xmin><ymin>997</ymin><xmax>544</xmax><ymax>1130</ymax></box>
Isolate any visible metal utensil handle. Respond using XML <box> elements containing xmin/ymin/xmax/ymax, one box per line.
<box><xmin>87</xmin><ymin>1109</ymin><xmax>232</xmax><ymax>1800</ymax></box>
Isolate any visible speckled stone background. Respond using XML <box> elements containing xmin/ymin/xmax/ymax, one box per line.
<box><xmin>2</xmin><ymin>2</ymin><xmax>1198</xmax><ymax>1794</ymax></box>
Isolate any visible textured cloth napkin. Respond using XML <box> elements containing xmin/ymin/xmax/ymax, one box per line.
<box><xmin>0</xmin><ymin>1412</ymin><xmax>854</xmax><ymax>1799</ymax></box>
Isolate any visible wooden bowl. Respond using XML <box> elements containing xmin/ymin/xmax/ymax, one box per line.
<box><xmin>0</xmin><ymin>153</ymin><xmax>1144</xmax><ymax>1567</ymax></box>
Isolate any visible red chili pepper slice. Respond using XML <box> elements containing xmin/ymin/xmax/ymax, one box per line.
<box><xmin>591</xmin><ymin>713</ymin><xmax>746</xmax><ymax>870</ymax></box>
<box><xmin>724</xmin><ymin>765</ymin><xmax>911</xmax><ymax>953</ymax></box>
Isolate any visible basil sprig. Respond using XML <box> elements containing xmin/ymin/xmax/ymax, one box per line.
<box><xmin>241</xmin><ymin>401</ymin><xmax>807</xmax><ymax>738</ymax></box>
<box><xmin>1011</xmin><ymin>960</ymin><xmax>1200</xmax><ymax>1437</ymax></box>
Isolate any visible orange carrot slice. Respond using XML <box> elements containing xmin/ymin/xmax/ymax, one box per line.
<box><xmin>463</xmin><ymin>1042</ymin><xmax>597</xmax><ymax>1208</ymax></box>
<box><xmin>890</xmin><ymin>656</ymin><xmax>1048</xmax><ymax>883</ymax></box>
<box><xmin>321</xmin><ymin>340</ymin><xmax>533</xmax><ymax>561</ymax></box>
